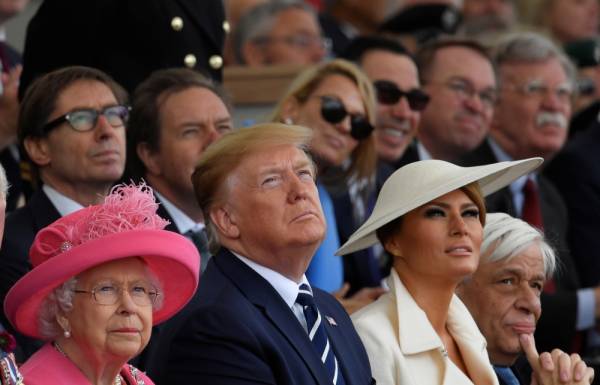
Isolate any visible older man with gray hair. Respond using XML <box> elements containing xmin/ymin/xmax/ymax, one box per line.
<box><xmin>233</xmin><ymin>1</ymin><xmax>328</xmax><ymax>66</ymax></box>
<box><xmin>458</xmin><ymin>32</ymin><xmax>590</xmax><ymax>355</ymax></box>
<box><xmin>457</xmin><ymin>213</ymin><xmax>594</xmax><ymax>385</ymax></box>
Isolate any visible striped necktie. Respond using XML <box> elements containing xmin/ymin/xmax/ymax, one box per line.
<box><xmin>296</xmin><ymin>283</ymin><xmax>346</xmax><ymax>385</ymax></box>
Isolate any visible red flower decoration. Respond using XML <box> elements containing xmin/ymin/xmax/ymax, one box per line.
<box><xmin>0</xmin><ymin>331</ymin><xmax>16</xmax><ymax>353</ymax></box>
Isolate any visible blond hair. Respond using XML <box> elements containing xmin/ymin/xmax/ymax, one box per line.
<box><xmin>192</xmin><ymin>123</ymin><xmax>314</xmax><ymax>253</ymax></box>
<box><xmin>271</xmin><ymin>59</ymin><xmax>377</xmax><ymax>181</ymax></box>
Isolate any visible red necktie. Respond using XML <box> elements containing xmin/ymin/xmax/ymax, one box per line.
<box><xmin>522</xmin><ymin>178</ymin><xmax>555</xmax><ymax>293</ymax></box>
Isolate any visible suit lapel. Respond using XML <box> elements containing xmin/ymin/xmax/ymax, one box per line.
<box><xmin>214</xmin><ymin>250</ymin><xmax>333</xmax><ymax>384</ymax></box>
<box><xmin>29</xmin><ymin>190</ymin><xmax>61</xmax><ymax>232</ymax></box>
<box><xmin>154</xmin><ymin>195</ymin><xmax>180</xmax><ymax>233</ymax></box>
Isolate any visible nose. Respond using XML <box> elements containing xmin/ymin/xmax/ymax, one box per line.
<box><xmin>334</xmin><ymin>115</ymin><xmax>352</xmax><ymax>136</ymax></box>
<box><xmin>94</xmin><ymin>114</ymin><xmax>120</xmax><ymax>141</ymax></box>
<box><xmin>117</xmin><ymin>288</ymin><xmax>139</xmax><ymax>315</ymax></box>
<box><xmin>449</xmin><ymin>213</ymin><xmax>468</xmax><ymax>236</ymax></box>
<box><xmin>391</xmin><ymin>96</ymin><xmax>412</xmax><ymax>118</ymax></box>
<box><xmin>287</xmin><ymin>172</ymin><xmax>311</xmax><ymax>204</ymax></box>
<box><xmin>515</xmin><ymin>285</ymin><xmax>542</xmax><ymax>318</ymax></box>
<box><xmin>540</xmin><ymin>89</ymin><xmax>565</xmax><ymax>111</ymax></box>
<box><xmin>463</xmin><ymin>92</ymin><xmax>487</xmax><ymax>114</ymax></box>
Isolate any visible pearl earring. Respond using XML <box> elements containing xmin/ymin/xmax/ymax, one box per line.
<box><xmin>284</xmin><ymin>117</ymin><xmax>293</xmax><ymax>125</ymax></box>
<box><xmin>64</xmin><ymin>330</ymin><xmax>71</xmax><ymax>338</ymax></box>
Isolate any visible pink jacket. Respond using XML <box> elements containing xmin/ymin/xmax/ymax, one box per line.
<box><xmin>20</xmin><ymin>343</ymin><xmax>154</xmax><ymax>385</ymax></box>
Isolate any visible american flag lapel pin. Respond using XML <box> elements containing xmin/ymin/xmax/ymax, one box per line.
<box><xmin>326</xmin><ymin>316</ymin><xmax>337</xmax><ymax>326</ymax></box>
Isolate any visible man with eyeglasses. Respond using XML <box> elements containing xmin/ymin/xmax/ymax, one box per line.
<box><xmin>459</xmin><ymin>32</ymin><xmax>595</xmax><ymax>358</ymax></box>
<box><xmin>342</xmin><ymin>35</ymin><xmax>430</xmax><ymax>170</ymax></box>
<box><xmin>233</xmin><ymin>1</ymin><xmax>328</xmax><ymax>66</ymax></box>
<box><xmin>401</xmin><ymin>38</ymin><xmax>496</xmax><ymax>163</ymax></box>
<box><xmin>0</xmin><ymin>66</ymin><xmax>128</xmax><ymax>362</ymax></box>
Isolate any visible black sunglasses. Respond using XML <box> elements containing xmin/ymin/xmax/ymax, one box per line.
<box><xmin>373</xmin><ymin>80</ymin><xmax>430</xmax><ymax>111</ymax></box>
<box><xmin>319</xmin><ymin>96</ymin><xmax>374</xmax><ymax>140</ymax></box>
<box><xmin>42</xmin><ymin>105</ymin><xmax>131</xmax><ymax>133</ymax></box>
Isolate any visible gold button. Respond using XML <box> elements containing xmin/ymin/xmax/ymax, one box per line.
<box><xmin>171</xmin><ymin>16</ymin><xmax>184</xmax><ymax>31</ymax></box>
<box><xmin>184</xmin><ymin>54</ymin><xmax>197</xmax><ymax>68</ymax></box>
<box><xmin>223</xmin><ymin>20</ymin><xmax>230</xmax><ymax>34</ymax></box>
<box><xmin>209</xmin><ymin>55</ymin><xmax>223</xmax><ymax>69</ymax></box>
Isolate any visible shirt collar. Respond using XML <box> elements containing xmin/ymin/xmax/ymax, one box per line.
<box><xmin>155</xmin><ymin>191</ymin><xmax>204</xmax><ymax>234</ymax></box>
<box><xmin>417</xmin><ymin>141</ymin><xmax>433</xmax><ymax>160</ymax></box>
<box><xmin>42</xmin><ymin>185</ymin><xmax>84</xmax><ymax>217</ymax></box>
<box><xmin>487</xmin><ymin>137</ymin><xmax>535</xmax><ymax>194</ymax></box>
<box><xmin>233</xmin><ymin>251</ymin><xmax>309</xmax><ymax>309</ymax></box>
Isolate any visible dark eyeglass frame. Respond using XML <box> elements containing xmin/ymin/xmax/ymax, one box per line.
<box><xmin>373</xmin><ymin>80</ymin><xmax>430</xmax><ymax>111</ymax></box>
<box><xmin>74</xmin><ymin>281</ymin><xmax>160</xmax><ymax>307</ymax></box>
<box><xmin>318</xmin><ymin>95</ymin><xmax>374</xmax><ymax>141</ymax></box>
<box><xmin>42</xmin><ymin>105</ymin><xmax>131</xmax><ymax>133</ymax></box>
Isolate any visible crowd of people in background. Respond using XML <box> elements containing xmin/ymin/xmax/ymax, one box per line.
<box><xmin>0</xmin><ymin>0</ymin><xmax>599</xmax><ymax>384</ymax></box>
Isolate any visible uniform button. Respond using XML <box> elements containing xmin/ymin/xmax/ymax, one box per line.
<box><xmin>171</xmin><ymin>16</ymin><xmax>184</xmax><ymax>31</ymax></box>
<box><xmin>223</xmin><ymin>20</ymin><xmax>230</xmax><ymax>34</ymax></box>
<box><xmin>184</xmin><ymin>54</ymin><xmax>197</xmax><ymax>68</ymax></box>
<box><xmin>209</xmin><ymin>55</ymin><xmax>223</xmax><ymax>69</ymax></box>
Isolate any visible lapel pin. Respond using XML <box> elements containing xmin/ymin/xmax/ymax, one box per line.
<box><xmin>326</xmin><ymin>316</ymin><xmax>337</xmax><ymax>326</ymax></box>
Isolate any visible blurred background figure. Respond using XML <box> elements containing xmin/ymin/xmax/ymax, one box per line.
<box><xmin>233</xmin><ymin>1</ymin><xmax>328</xmax><ymax>66</ymax></box>
<box><xmin>0</xmin><ymin>0</ymin><xmax>28</xmax><ymax>212</ymax></box>
<box><xmin>378</xmin><ymin>3</ymin><xmax>463</xmax><ymax>53</ymax></box>
<box><xmin>535</xmin><ymin>0</ymin><xmax>599</xmax><ymax>44</ymax></box>
<box><xmin>459</xmin><ymin>0</ymin><xmax>517</xmax><ymax>42</ymax></box>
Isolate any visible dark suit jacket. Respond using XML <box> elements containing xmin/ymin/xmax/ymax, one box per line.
<box><xmin>459</xmin><ymin>139</ymin><xmax>580</xmax><ymax>353</ymax></box>
<box><xmin>19</xmin><ymin>0</ymin><xmax>225</xmax><ymax>97</ymax></box>
<box><xmin>545</xmin><ymin>123</ymin><xmax>600</xmax><ymax>288</ymax></box>
<box><xmin>155</xmin><ymin>248</ymin><xmax>374</xmax><ymax>384</ymax></box>
<box><xmin>0</xmin><ymin>189</ymin><xmax>60</xmax><ymax>360</ymax></box>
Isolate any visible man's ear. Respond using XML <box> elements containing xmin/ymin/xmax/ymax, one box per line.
<box><xmin>137</xmin><ymin>142</ymin><xmax>161</xmax><ymax>176</ymax></box>
<box><xmin>23</xmin><ymin>136</ymin><xmax>51</xmax><ymax>167</ymax></box>
<box><xmin>242</xmin><ymin>42</ymin><xmax>267</xmax><ymax>66</ymax></box>
<box><xmin>210</xmin><ymin>205</ymin><xmax>240</xmax><ymax>239</ymax></box>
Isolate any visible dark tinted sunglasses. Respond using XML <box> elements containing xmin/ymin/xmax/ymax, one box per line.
<box><xmin>43</xmin><ymin>105</ymin><xmax>130</xmax><ymax>133</ymax></box>
<box><xmin>319</xmin><ymin>96</ymin><xmax>374</xmax><ymax>140</ymax></box>
<box><xmin>374</xmin><ymin>80</ymin><xmax>430</xmax><ymax>111</ymax></box>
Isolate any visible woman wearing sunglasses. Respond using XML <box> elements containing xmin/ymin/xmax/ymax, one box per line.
<box><xmin>271</xmin><ymin>59</ymin><xmax>380</xmax><ymax>308</ymax></box>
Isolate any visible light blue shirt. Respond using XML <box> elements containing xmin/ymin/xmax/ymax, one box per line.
<box><xmin>42</xmin><ymin>185</ymin><xmax>84</xmax><ymax>216</ymax></box>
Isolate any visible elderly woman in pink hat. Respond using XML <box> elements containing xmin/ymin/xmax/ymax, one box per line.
<box><xmin>3</xmin><ymin>184</ymin><xmax>200</xmax><ymax>385</ymax></box>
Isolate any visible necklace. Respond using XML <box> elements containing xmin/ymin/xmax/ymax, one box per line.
<box><xmin>53</xmin><ymin>342</ymin><xmax>124</xmax><ymax>385</ymax></box>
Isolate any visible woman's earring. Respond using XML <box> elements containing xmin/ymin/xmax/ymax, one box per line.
<box><xmin>63</xmin><ymin>330</ymin><xmax>71</xmax><ymax>338</ymax></box>
<box><xmin>284</xmin><ymin>117</ymin><xmax>293</xmax><ymax>125</ymax></box>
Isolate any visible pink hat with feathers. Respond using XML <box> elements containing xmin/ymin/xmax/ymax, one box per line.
<box><xmin>4</xmin><ymin>183</ymin><xmax>200</xmax><ymax>339</ymax></box>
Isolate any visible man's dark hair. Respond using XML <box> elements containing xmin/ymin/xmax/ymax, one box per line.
<box><xmin>125</xmin><ymin>67</ymin><xmax>232</xmax><ymax>181</ymax></box>
<box><xmin>19</xmin><ymin>65</ymin><xmax>128</xmax><ymax>181</ymax></box>
<box><xmin>415</xmin><ymin>37</ymin><xmax>493</xmax><ymax>84</ymax></box>
<box><xmin>341</xmin><ymin>35</ymin><xmax>412</xmax><ymax>64</ymax></box>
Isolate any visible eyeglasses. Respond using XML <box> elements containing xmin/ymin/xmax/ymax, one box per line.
<box><xmin>255</xmin><ymin>34</ymin><xmax>331</xmax><ymax>51</ymax></box>
<box><xmin>318</xmin><ymin>95</ymin><xmax>374</xmax><ymax>140</ymax></box>
<box><xmin>505</xmin><ymin>79</ymin><xmax>574</xmax><ymax>102</ymax></box>
<box><xmin>74</xmin><ymin>280</ymin><xmax>160</xmax><ymax>307</ymax></box>
<box><xmin>42</xmin><ymin>105</ymin><xmax>130</xmax><ymax>133</ymax></box>
<box><xmin>443</xmin><ymin>78</ymin><xmax>498</xmax><ymax>109</ymax></box>
<box><xmin>373</xmin><ymin>80</ymin><xmax>430</xmax><ymax>111</ymax></box>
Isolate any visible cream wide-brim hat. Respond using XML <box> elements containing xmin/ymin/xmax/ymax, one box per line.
<box><xmin>336</xmin><ymin>158</ymin><xmax>543</xmax><ymax>255</ymax></box>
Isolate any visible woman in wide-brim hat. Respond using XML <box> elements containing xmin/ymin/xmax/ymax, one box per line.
<box><xmin>337</xmin><ymin>158</ymin><xmax>542</xmax><ymax>385</ymax></box>
<box><xmin>4</xmin><ymin>184</ymin><xmax>200</xmax><ymax>385</ymax></box>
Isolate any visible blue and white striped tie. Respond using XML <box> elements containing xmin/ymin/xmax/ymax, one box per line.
<box><xmin>296</xmin><ymin>283</ymin><xmax>346</xmax><ymax>385</ymax></box>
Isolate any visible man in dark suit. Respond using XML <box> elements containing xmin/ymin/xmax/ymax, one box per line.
<box><xmin>458</xmin><ymin>32</ymin><xmax>596</xmax><ymax>355</ymax></box>
<box><xmin>157</xmin><ymin>123</ymin><xmax>374</xmax><ymax>384</ymax></box>
<box><xmin>125</xmin><ymin>67</ymin><xmax>233</xmax><ymax>268</ymax></box>
<box><xmin>0</xmin><ymin>66</ymin><xmax>128</xmax><ymax>361</ymax></box>
<box><xmin>18</xmin><ymin>0</ymin><xmax>226</xmax><ymax>97</ymax></box>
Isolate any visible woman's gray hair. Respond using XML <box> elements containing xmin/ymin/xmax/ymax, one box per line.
<box><xmin>481</xmin><ymin>212</ymin><xmax>557</xmax><ymax>278</ymax></box>
<box><xmin>37</xmin><ymin>262</ymin><xmax>164</xmax><ymax>340</ymax></box>
<box><xmin>492</xmin><ymin>31</ymin><xmax>576</xmax><ymax>86</ymax></box>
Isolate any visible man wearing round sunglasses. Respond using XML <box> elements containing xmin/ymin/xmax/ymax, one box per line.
<box><xmin>343</xmin><ymin>36</ymin><xmax>429</xmax><ymax>169</ymax></box>
<box><xmin>0</xmin><ymin>66</ymin><xmax>128</xmax><ymax>362</ymax></box>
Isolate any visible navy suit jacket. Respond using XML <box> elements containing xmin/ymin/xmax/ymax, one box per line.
<box><xmin>0</xmin><ymin>189</ymin><xmax>60</xmax><ymax>360</ymax></box>
<box><xmin>459</xmin><ymin>139</ymin><xmax>580</xmax><ymax>353</ymax></box>
<box><xmin>158</xmin><ymin>248</ymin><xmax>374</xmax><ymax>384</ymax></box>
